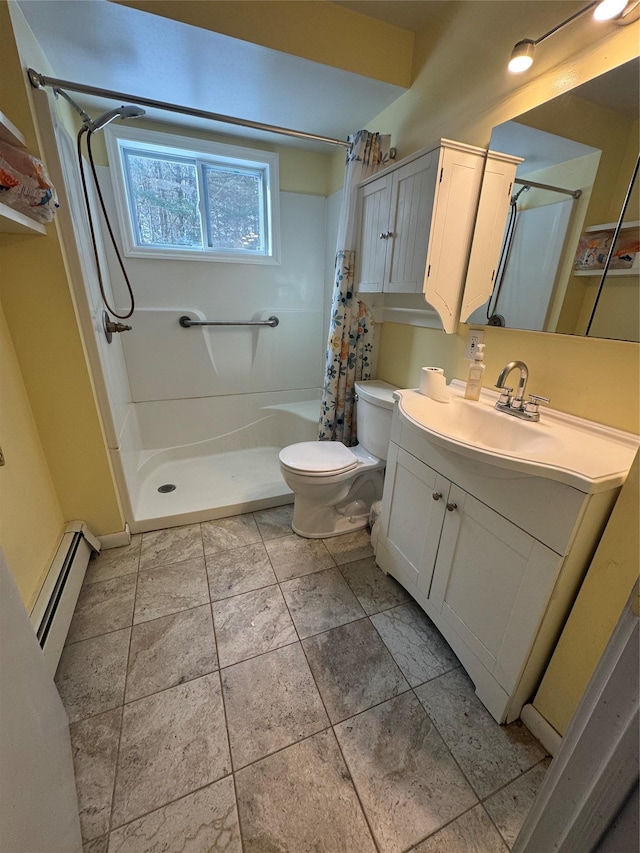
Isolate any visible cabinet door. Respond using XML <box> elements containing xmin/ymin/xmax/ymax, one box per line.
<box><xmin>385</xmin><ymin>151</ymin><xmax>439</xmax><ymax>293</ymax></box>
<box><xmin>423</xmin><ymin>144</ymin><xmax>484</xmax><ymax>332</ymax></box>
<box><xmin>378</xmin><ymin>443</ymin><xmax>448</xmax><ymax>594</ymax></box>
<box><xmin>429</xmin><ymin>485</ymin><xmax>562</xmax><ymax>692</ymax></box>
<box><xmin>355</xmin><ymin>173</ymin><xmax>392</xmax><ymax>292</ymax></box>
<box><xmin>460</xmin><ymin>152</ymin><xmax>521</xmax><ymax>322</ymax></box>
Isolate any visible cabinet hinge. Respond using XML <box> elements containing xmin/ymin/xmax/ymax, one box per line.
<box><xmin>508</xmin><ymin>181</ymin><xmax>513</xmax><ymax>196</ymax></box>
<box><xmin>439</xmin><ymin>168</ymin><xmax>444</xmax><ymax>183</ymax></box>
<box><xmin>427</xmin><ymin>264</ymin><xmax>431</xmax><ymax>278</ymax></box>
<box><xmin>491</xmin><ymin>269</ymin><xmax>496</xmax><ymax>282</ymax></box>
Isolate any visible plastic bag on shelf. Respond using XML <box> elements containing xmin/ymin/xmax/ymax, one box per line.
<box><xmin>0</xmin><ymin>139</ymin><xmax>59</xmax><ymax>224</ymax></box>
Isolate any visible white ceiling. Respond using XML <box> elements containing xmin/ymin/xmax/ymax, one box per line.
<box><xmin>17</xmin><ymin>0</ymin><xmax>409</xmax><ymax>151</ymax></box>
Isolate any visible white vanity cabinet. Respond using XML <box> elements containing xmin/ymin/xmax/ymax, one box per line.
<box><xmin>376</xmin><ymin>403</ymin><xmax>621</xmax><ymax>725</ymax></box>
<box><xmin>355</xmin><ymin>139</ymin><xmax>485</xmax><ymax>332</ymax></box>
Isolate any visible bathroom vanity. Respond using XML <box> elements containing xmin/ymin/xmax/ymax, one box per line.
<box><xmin>375</xmin><ymin>383</ymin><xmax>638</xmax><ymax>724</ymax></box>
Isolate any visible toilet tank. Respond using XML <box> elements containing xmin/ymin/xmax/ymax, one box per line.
<box><xmin>354</xmin><ymin>380</ymin><xmax>396</xmax><ymax>461</ymax></box>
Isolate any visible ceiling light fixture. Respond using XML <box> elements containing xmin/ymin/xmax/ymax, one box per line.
<box><xmin>508</xmin><ymin>0</ymin><xmax>631</xmax><ymax>73</ymax></box>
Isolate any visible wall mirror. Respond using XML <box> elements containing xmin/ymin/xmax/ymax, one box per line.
<box><xmin>463</xmin><ymin>57</ymin><xmax>639</xmax><ymax>342</ymax></box>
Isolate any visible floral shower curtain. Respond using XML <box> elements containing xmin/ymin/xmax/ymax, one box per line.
<box><xmin>319</xmin><ymin>130</ymin><xmax>392</xmax><ymax>445</ymax></box>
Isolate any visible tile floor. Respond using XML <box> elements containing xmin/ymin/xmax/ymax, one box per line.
<box><xmin>56</xmin><ymin>506</ymin><xmax>550</xmax><ymax>853</ymax></box>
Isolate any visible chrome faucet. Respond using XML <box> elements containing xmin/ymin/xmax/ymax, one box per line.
<box><xmin>494</xmin><ymin>361</ymin><xmax>549</xmax><ymax>421</ymax></box>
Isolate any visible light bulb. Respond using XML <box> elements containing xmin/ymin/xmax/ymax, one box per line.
<box><xmin>594</xmin><ymin>0</ymin><xmax>628</xmax><ymax>19</ymax></box>
<box><xmin>508</xmin><ymin>40</ymin><xmax>535</xmax><ymax>73</ymax></box>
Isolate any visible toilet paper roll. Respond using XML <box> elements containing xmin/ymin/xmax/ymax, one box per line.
<box><xmin>419</xmin><ymin>366</ymin><xmax>450</xmax><ymax>402</ymax></box>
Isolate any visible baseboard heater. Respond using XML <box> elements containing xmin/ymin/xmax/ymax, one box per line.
<box><xmin>30</xmin><ymin>521</ymin><xmax>100</xmax><ymax>677</ymax></box>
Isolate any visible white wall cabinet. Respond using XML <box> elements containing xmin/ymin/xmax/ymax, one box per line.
<box><xmin>376</xmin><ymin>404</ymin><xmax>619</xmax><ymax>725</ymax></box>
<box><xmin>460</xmin><ymin>150</ymin><xmax>523</xmax><ymax>322</ymax></box>
<box><xmin>355</xmin><ymin>139</ymin><xmax>485</xmax><ymax>332</ymax></box>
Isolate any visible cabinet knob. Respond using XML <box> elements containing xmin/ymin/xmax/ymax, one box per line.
<box><xmin>432</xmin><ymin>492</ymin><xmax>443</xmax><ymax>501</ymax></box>
<box><xmin>446</xmin><ymin>502</ymin><xmax>458</xmax><ymax>512</ymax></box>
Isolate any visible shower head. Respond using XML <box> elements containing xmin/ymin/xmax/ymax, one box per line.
<box><xmin>85</xmin><ymin>105</ymin><xmax>146</xmax><ymax>133</ymax></box>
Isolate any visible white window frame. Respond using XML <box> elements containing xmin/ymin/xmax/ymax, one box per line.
<box><xmin>105</xmin><ymin>124</ymin><xmax>280</xmax><ymax>264</ymax></box>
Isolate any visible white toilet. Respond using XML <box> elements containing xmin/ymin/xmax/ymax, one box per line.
<box><xmin>278</xmin><ymin>380</ymin><xmax>396</xmax><ymax>538</ymax></box>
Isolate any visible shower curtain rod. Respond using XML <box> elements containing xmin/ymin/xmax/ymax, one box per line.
<box><xmin>514</xmin><ymin>177</ymin><xmax>581</xmax><ymax>199</ymax></box>
<box><xmin>27</xmin><ymin>68</ymin><xmax>351</xmax><ymax>150</ymax></box>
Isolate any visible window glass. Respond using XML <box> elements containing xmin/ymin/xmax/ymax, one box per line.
<box><xmin>122</xmin><ymin>149</ymin><xmax>202</xmax><ymax>248</ymax></box>
<box><xmin>106</xmin><ymin>126</ymin><xmax>280</xmax><ymax>264</ymax></box>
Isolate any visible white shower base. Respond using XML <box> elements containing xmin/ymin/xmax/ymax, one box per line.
<box><xmin>116</xmin><ymin>392</ymin><xmax>320</xmax><ymax>533</ymax></box>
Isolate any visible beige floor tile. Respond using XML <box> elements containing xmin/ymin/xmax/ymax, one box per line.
<box><xmin>70</xmin><ymin>708</ymin><xmax>121</xmax><ymax>842</ymax></box>
<box><xmin>107</xmin><ymin>777</ymin><xmax>241</xmax><ymax>853</ymax></box>
<box><xmin>67</xmin><ymin>574</ymin><xmax>136</xmax><ymax>644</ymax></box>
<box><xmin>222</xmin><ymin>643</ymin><xmax>329</xmax><ymax>768</ymax></box>
<box><xmin>280</xmin><ymin>567</ymin><xmax>365</xmax><ymax>639</ymax></box>
<box><xmin>302</xmin><ymin>618</ymin><xmax>409</xmax><ymax>723</ymax></box>
<box><xmin>235</xmin><ymin>730</ymin><xmax>377</xmax><ymax>853</ymax></box>
<box><xmin>84</xmin><ymin>536</ymin><xmax>141</xmax><ymax>585</ymax></box>
<box><xmin>212</xmin><ymin>585</ymin><xmax>297</xmax><ymax>667</ymax></box>
<box><xmin>133</xmin><ymin>557</ymin><xmax>209</xmax><ymax>623</ymax></box>
<box><xmin>139</xmin><ymin>524</ymin><xmax>203</xmax><ymax>571</ymax></box>
<box><xmin>264</xmin><ymin>534</ymin><xmax>335</xmax><ymax>582</ymax></box>
<box><xmin>206</xmin><ymin>542</ymin><xmax>277</xmax><ymax>600</ymax></box>
<box><xmin>83</xmin><ymin>836</ymin><xmax>108</xmax><ymax>853</ymax></box>
<box><xmin>111</xmin><ymin>674</ymin><xmax>231</xmax><ymax>828</ymax></box>
<box><xmin>201</xmin><ymin>514</ymin><xmax>261</xmax><ymax>555</ymax></box>
<box><xmin>55</xmin><ymin>628</ymin><xmax>130</xmax><ymax>723</ymax></box>
<box><xmin>415</xmin><ymin>669</ymin><xmax>547</xmax><ymax>799</ymax></box>
<box><xmin>253</xmin><ymin>504</ymin><xmax>294</xmax><ymax>540</ymax></box>
<box><xmin>126</xmin><ymin>605</ymin><xmax>218</xmax><ymax>702</ymax></box>
<box><xmin>340</xmin><ymin>556</ymin><xmax>412</xmax><ymax>615</ymax></box>
<box><xmin>413</xmin><ymin>804</ymin><xmax>509</xmax><ymax>852</ymax></box>
<box><xmin>371</xmin><ymin>602</ymin><xmax>460</xmax><ymax>687</ymax></box>
<box><xmin>335</xmin><ymin>692</ymin><xmax>477</xmax><ymax>853</ymax></box>
<box><xmin>484</xmin><ymin>760</ymin><xmax>550</xmax><ymax>848</ymax></box>
<box><xmin>322</xmin><ymin>528</ymin><xmax>374</xmax><ymax>564</ymax></box>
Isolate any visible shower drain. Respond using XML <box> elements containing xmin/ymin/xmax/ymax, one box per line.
<box><xmin>157</xmin><ymin>484</ymin><xmax>177</xmax><ymax>493</ymax></box>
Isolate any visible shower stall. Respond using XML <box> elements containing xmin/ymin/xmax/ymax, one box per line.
<box><xmin>33</xmin><ymin>86</ymin><xmax>340</xmax><ymax>533</ymax></box>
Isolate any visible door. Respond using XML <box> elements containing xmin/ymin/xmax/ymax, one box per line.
<box><xmin>429</xmin><ymin>486</ymin><xmax>562</xmax><ymax>692</ymax></box>
<box><xmin>0</xmin><ymin>552</ymin><xmax>82</xmax><ymax>853</ymax></box>
<box><xmin>386</xmin><ymin>150</ymin><xmax>439</xmax><ymax>293</ymax></box>
<box><xmin>355</xmin><ymin>173</ymin><xmax>392</xmax><ymax>292</ymax></box>
<box><xmin>378</xmin><ymin>444</ymin><xmax>448</xmax><ymax>594</ymax></box>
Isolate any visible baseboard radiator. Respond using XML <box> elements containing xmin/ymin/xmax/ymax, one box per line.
<box><xmin>30</xmin><ymin>521</ymin><xmax>100</xmax><ymax>677</ymax></box>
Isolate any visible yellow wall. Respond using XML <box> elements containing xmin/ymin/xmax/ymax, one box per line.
<box><xmin>1</xmin><ymin>0</ymin><xmax>123</xmax><ymax>609</ymax></box>
<box><xmin>117</xmin><ymin>0</ymin><xmax>415</xmax><ymax>88</ymax></box>
<box><xmin>533</xmin><ymin>453</ymin><xmax>639</xmax><ymax>734</ymax></box>
<box><xmin>0</xmin><ymin>301</ymin><xmax>64</xmax><ymax>609</ymax></box>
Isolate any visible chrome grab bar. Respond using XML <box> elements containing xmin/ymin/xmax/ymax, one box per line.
<box><xmin>179</xmin><ymin>315</ymin><xmax>279</xmax><ymax>328</ymax></box>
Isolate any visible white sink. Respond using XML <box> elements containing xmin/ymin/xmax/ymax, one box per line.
<box><xmin>395</xmin><ymin>380</ymin><xmax>638</xmax><ymax>493</ymax></box>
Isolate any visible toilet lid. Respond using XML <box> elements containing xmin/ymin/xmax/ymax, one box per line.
<box><xmin>279</xmin><ymin>441</ymin><xmax>359</xmax><ymax>474</ymax></box>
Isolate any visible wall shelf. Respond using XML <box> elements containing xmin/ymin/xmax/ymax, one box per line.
<box><xmin>0</xmin><ymin>111</ymin><xmax>26</xmax><ymax>148</ymax></box>
<box><xmin>574</xmin><ymin>268</ymin><xmax>638</xmax><ymax>277</ymax></box>
<box><xmin>0</xmin><ymin>200</ymin><xmax>47</xmax><ymax>235</ymax></box>
<box><xmin>0</xmin><ymin>112</ymin><xmax>47</xmax><ymax>235</ymax></box>
<box><xmin>574</xmin><ymin>220</ymin><xmax>639</xmax><ymax>278</ymax></box>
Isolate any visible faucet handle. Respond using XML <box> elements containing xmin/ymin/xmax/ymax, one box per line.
<box><xmin>496</xmin><ymin>386</ymin><xmax>513</xmax><ymax>405</ymax></box>
<box><xmin>525</xmin><ymin>393</ymin><xmax>550</xmax><ymax>415</ymax></box>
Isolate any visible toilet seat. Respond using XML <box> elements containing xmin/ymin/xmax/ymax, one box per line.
<box><xmin>279</xmin><ymin>441</ymin><xmax>359</xmax><ymax>476</ymax></box>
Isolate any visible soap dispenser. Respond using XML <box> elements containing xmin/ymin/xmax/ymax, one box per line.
<box><xmin>464</xmin><ymin>343</ymin><xmax>485</xmax><ymax>400</ymax></box>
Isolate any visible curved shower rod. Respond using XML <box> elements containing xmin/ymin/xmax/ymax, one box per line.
<box><xmin>27</xmin><ymin>68</ymin><xmax>352</xmax><ymax>150</ymax></box>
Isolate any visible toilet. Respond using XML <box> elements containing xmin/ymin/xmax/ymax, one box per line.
<box><xmin>278</xmin><ymin>380</ymin><xmax>396</xmax><ymax>538</ymax></box>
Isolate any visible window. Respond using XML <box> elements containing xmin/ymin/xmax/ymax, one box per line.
<box><xmin>105</xmin><ymin>126</ymin><xmax>280</xmax><ymax>263</ymax></box>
